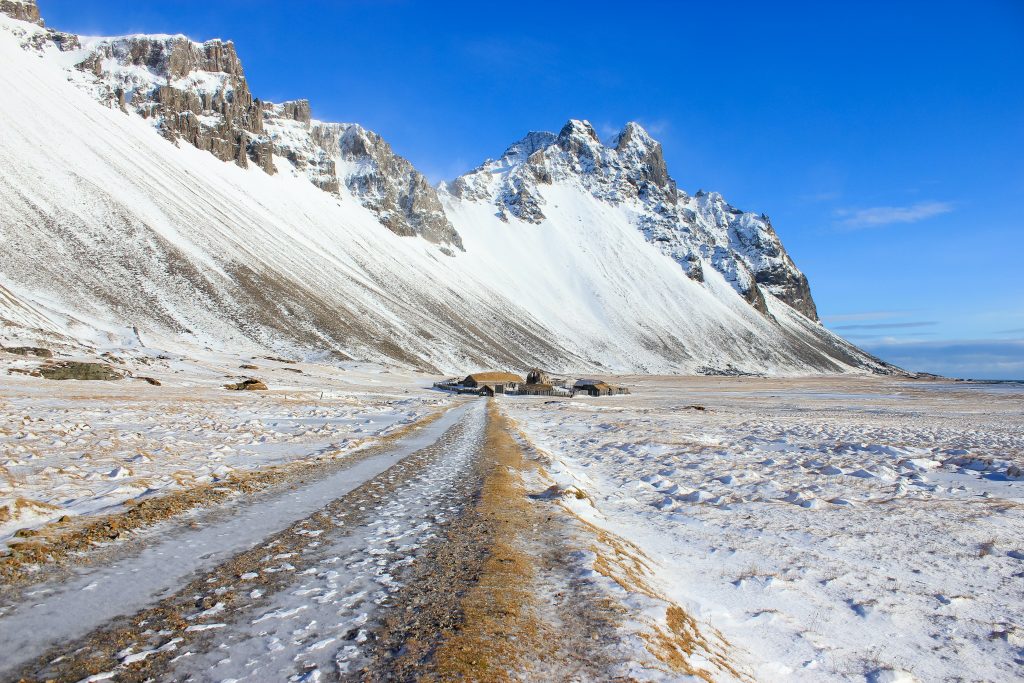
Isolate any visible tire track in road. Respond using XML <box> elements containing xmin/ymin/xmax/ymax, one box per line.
<box><xmin>7</xmin><ymin>399</ymin><xmax>668</xmax><ymax>682</ymax></box>
<box><xmin>356</xmin><ymin>401</ymin><xmax>627</xmax><ymax>682</ymax></box>
<box><xmin>2</xmin><ymin>402</ymin><xmax>480</xmax><ymax>682</ymax></box>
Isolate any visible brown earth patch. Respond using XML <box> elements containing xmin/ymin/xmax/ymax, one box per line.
<box><xmin>359</xmin><ymin>400</ymin><xmax>553</xmax><ymax>681</ymax></box>
<box><xmin>428</xmin><ymin>401</ymin><xmax>546</xmax><ymax>680</ymax></box>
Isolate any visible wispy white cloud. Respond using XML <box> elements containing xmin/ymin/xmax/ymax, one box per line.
<box><xmin>635</xmin><ymin>119</ymin><xmax>669</xmax><ymax>136</ymax></box>
<box><xmin>834</xmin><ymin>321</ymin><xmax>937</xmax><ymax>331</ymax></box>
<box><xmin>835</xmin><ymin>201</ymin><xmax>953</xmax><ymax>229</ymax></box>
<box><xmin>859</xmin><ymin>337</ymin><xmax>1024</xmax><ymax>380</ymax></box>
<box><xmin>820</xmin><ymin>311</ymin><xmax>909</xmax><ymax>323</ymax></box>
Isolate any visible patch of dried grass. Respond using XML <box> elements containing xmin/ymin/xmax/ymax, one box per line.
<box><xmin>432</xmin><ymin>401</ymin><xmax>547</xmax><ymax>681</ymax></box>
<box><xmin>530</xmin><ymin>470</ymin><xmax>747</xmax><ymax>682</ymax></box>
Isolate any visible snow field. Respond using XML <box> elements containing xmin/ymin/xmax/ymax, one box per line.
<box><xmin>503</xmin><ymin>376</ymin><xmax>1024</xmax><ymax>682</ymax></box>
<box><xmin>0</xmin><ymin>351</ymin><xmax>447</xmax><ymax>545</ymax></box>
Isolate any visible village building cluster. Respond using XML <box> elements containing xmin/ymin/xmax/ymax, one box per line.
<box><xmin>433</xmin><ymin>369</ymin><xmax>630</xmax><ymax>398</ymax></box>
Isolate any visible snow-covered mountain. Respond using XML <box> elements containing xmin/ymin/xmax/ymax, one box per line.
<box><xmin>447</xmin><ymin>119</ymin><xmax>817</xmax><ymax>319</ymax></box>
<box><xmin>0</xmin><ymin>2</ymin><xmax>896</xmax><ymax>375</ymax></box>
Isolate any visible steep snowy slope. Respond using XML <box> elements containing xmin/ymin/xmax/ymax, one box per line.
<box><xmin>0</xmin><ymin>5</ymin><xmax>894</xmax><ymax>375</ymax></box>
<box><xmin>0</xmin><ymin>13</ymin><xmax>572</xmax><ymax>371</ymax></box>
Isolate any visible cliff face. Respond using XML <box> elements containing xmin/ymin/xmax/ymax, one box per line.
<box><xmin>337</xmin><ymin>125</ymin><xmax>463</xmax><ymax>249</ymax></box>
<box><xmin>26</xmin><ymin>21</ymin><xmax>462</xmax><ymax>248</ymax></box>
<box><xmin>76</xmin><ymin>36</ymin><xmax>271</xmax><ymax>173</ymax></box>
<box><xmin>268</xmin><ymin>117</ymin><xmax>463</xmax><ymax>248</ymax></box>
<box><xmin>449</xmin><ymin>119</ymin><xmax>819</xmax><ymax>320</ymax></box>
<box><xmin>0</xmin><ymin>0</ymin><xmax>39</xmax><ymax>25</ymax></box>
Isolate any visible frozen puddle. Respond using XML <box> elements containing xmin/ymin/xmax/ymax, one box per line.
<box><xmin>0</xmin><ymin>402</ymin><xmax>473</xmax><ymax>675</ymax></box>
<box><xmin>169</xmin><ymin>399</ymin><xmax>486</xmax><ymax>681</ymax></box>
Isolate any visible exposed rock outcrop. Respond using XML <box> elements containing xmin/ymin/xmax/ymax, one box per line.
<box><xmin>39</xmin><ymin>361</ymin><xmax>123</xmax><ymax>381</ymax></box>
<box><xmin>264</xmin><ymin>116</ymin><xmax>462</xmax><ymax>247</ymax></box>
<box><xmin>2</xmin><ymin>345</ymin><xmax>52</xmax><ymax>358</ymax></box>
<box><xmin>0</xmin><ymin>0</ymin><xmax>41</xmax><ymax>25</ymax></box>
<box><xmin>224</xmin><ymin>378</ymin><xmax>268</xmax><ymax>391</ymax></box>
<box><xmin>277</xmin><ymin>99</ymin><xmax>311</xmax><ymax>124</ymax></box>
<box><xmin>338</xmin><ymin>125</ymin><xmax>462</xmax><ymax>247</ymax></box>
<box><xmin>75</xmin><ymin>36</ymin><xmax>272</xmax><ymax>172</ymax></box>
<box><xmin>61</xmin><ymin>30</ymin><xmax>463</xmax><ymax>248</ymax></box>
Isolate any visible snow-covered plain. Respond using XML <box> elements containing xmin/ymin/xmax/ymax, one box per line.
<box><xmin>504</xmin><ymin>376</ymin><xmax>1024</xmax><ymax>682</ymax></box>
<box><xmin>0</xmin><ymin>348</ymin><xmax>448</xmax><ymax>546</ymax></box>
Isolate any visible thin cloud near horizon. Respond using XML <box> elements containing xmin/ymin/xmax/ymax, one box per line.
<box><xmin>820</xmin><ymin>311</ymin><xmax>910</xmax><ymax>323</ymax></box>
<box><xmin>832</xmin><ymin>321</ymin><xmax>937</xmax><ymax>331</ymax></box>
<box><xmin>835</xmin><ymin>201</ymin><xmax>953</xmax><ymax>229</ymax></box>
<box><xmin>857</xmin><ymin>337</ymin><xmax>1024</xmax><ymax>380</ymax></box>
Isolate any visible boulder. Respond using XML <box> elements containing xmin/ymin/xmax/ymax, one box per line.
<box><xmin>224</xmin><ymin>378</ymin><xmax>268</xmax><ymax>391</ymax></box>
<box><xmin>39</xmin><ymin>361</ymin><xmax>124</xmax><ymax>381</ymax></box>
<box><xmin>2</xmin><ymin>346</ymin><xmax>53</xmax><ymax>358</ymax></box>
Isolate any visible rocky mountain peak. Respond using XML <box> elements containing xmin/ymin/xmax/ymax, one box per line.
<box><xmin>613</xmin><ymin>122</ymin><xmax>671</xmax><ymax>190</ymax></box>
<box><xmin>331</xmin><ymin>124</ymin><xmax>462</xmax><ymax>249</ymax></box>
<box><xmin>17</xmin><ymin>17</ymin><xmax>463</xmax><ymax>251</ymax></box>
<box><xmin>450</xmin><ymin>119</ymin><xmax>820</xmax><ymax>321</ymax></box>
<box><xmin>557</xmin><ymin>118</ymin><xmax>600</xmax><ymax>143</ymax></box>
<box><xmin>555</xmin><ymin>119</ymin><xmax>603</xmax><ymax>161</ymax></box>
<box><xmin>614</xmin><ymin>121</ymin><xmax>655</xmax><ymax>150</ymax></box>
<box><xmin>0</xmin><ymin>0</ymin><xmax>41</xmax><ymax>25</ymax></box>
<box><xmin>501</xmin><ymin>131</ymin><xmax>557</xmax><ymax>163</ymax></box>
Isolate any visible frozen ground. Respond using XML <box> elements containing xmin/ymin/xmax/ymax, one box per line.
<box><xmin>503</xmin><ymin>376</ymin><xmax>1024</xmax><ymax>682</ymax></box>
<box><xmin>0</xmin><ymin>402</ymin><xmax>480</xmax><ymax>680</ymax></box>
<box><xmin>3</xmin><ymin>364</ymin><xmax>1022</xmax><ymax>681</ymax></box>
<box><xmin>0</xmin><ymin>348</ymin><xmax>447</xmax><ymax>546</ymax></box>
<box><xmin>167</xmin><ymin>400</ymin><xmax>485</xmax><ymax>681</ymax></box>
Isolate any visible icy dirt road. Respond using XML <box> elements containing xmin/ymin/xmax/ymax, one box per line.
<box><xmin>2</xmin><ymin>392</ymin><xmax>734</xmax><ymax>683</ymax></box>
<box><xmin>0</xmin><ymin>401</ymin><xmax>481</xmax><ymax>681</ymax></box>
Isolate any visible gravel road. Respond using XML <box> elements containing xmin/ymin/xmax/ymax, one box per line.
<box><xmin>2</xmin><ymin>399</ymin><xmax>629</xmax><ymax>682</ymax></box>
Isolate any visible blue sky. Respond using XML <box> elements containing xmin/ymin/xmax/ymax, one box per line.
<box><xmin>40</xmin><ymin>1</ymin><xmax>1024</xmax><ymax>378</ymax></box>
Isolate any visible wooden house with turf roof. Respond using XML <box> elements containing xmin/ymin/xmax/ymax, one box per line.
<box><xmin>573</xmin><ymin>379</ymin><xmax>630</xmax><ymax>397</ymax></box>
<box><xmin>461</xmin><ymin>371</ymin><xmax>525</xmax><ymax>396</ymax></box>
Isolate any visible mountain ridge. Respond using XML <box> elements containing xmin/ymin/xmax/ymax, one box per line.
<box><xmin>0</xmin><ymin>2</ymin><xmax>899</xmax><ymax>376</ymax></box>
